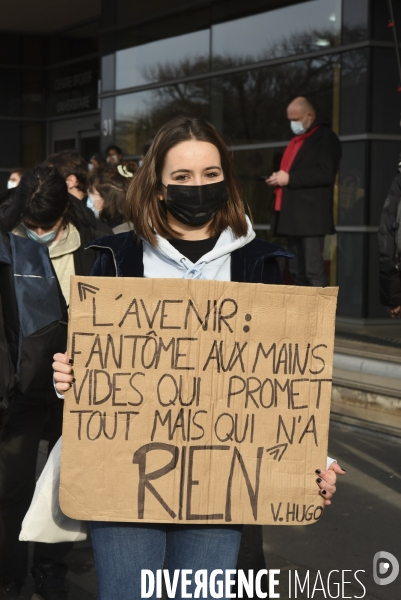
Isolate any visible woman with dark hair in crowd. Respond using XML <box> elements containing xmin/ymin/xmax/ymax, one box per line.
<box><xmin>0</xmin><ymin>166</ymin><xmax>110</xmax><ymax>600</ymax></box>
<box><xmin>87</xmin><ymin>165</ymin><xmax>133</xmax><ymax>232</ymax></box>
<box><xmin>53</xmin><ymin>116</ymin><xmax>344</xmax><ymax>600</ymax></box>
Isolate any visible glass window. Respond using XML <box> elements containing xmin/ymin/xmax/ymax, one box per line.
<box><xmin>0</xmin><ymin>34</ymin><xmax>22</xmax><ymax>65</ymax></box>
<box><xmin>367</xmin><ymin>233</ymin><xmax>388</xmax><ymax>318</ymax></box>
<box><xmin>211</xmin><ymin>0</ymin><xmax>341</xmax><ymax>69</ymax></box>
<box><xmin>341</xmin><ymin>0</ymin><xmax>369</xmax><ymax>44</ymax></box>
<box><xmin>338</xmin><ymin>142</ymin><xmax>366</xmax><ymax>226</ymax></box>
<box><xmin>22</xmin><ymin>123</ymin><xmax>46</xmax><ymax>167</ymax></box>
<box><xmin>0</xmin><ymin>70</ymin><xmax>21</xmax><ymax>117</ymax></box>
<box><xmin>336</xmin><ymin>233</ymin><xmax>365</xmax><ymax>318</ymax></box>
<box><xmin>115</xmin><ymin>82</ymin><xmax>210</xmax><ymax>155</ymax></box>
<box><xmin>233</xmin><ymin>148</ymin><xmax>284</xmax><ymax>225</ymax></box>
<box><xmin>371</xmin><ymin>0</ymin><xmax>401</xmax><ymax>41</ymax></box>
<box><xmin>22</xmin><ymin>36</ymin><xmax>45</xmax><ymax>66</ymax></box>
<box><xmin>370</xmin><ymin>141</ymin><xmax>401</xmax><ymax>226</ymax></box>
<box><xmin>22</xmin><ymin>71</ymin><xmax>46</xmax><ymax>118</ymax></box>
<box><xmin>371</xmin><ymin>48</ymin><xmax>400</xmax><ymax>135</ymax></box>
<box><xmin>0</xmin><ymin>121</ymin><xmax>21</xmax><ymax>168</ymax></box>
<box><xmin>210</xmin><ymin>55</ymin><xmax>339</xmax><ymax>144</ymax></box>
<box><xmin>102</xmin><ymin>54</ymin><xmax>115</xmax><ymax>93</ymax></box>
<box><xmin>340</xmin><ymin>49</ymin><xmax>368</xmax><ymax>135</ymax></box>
<box><xmin>116</xmin><ymin>29</ymin><xmax>210</xmax><ymax>90</ymax></box>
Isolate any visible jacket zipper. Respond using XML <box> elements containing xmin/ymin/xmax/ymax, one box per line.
<box><xmin>88</xmin><ymin>244</ymin><xmax>119</xmax><ymax>276</ymax></box>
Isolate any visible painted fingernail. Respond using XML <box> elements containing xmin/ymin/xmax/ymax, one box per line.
<box><xmin>341</xmin><ymin>468</ymin><xmax>346</xmax><ymax>472</ymax></box>
<box><xmin>69</xmin><ymin>359</ymin><xmax>74</xmax><ymax>365</ymax></box>
<box><xmin>315</xmin><ymin>469</ymin><xmax>321</xmax><ymax>474</ymax></box>
<box><xmin>316</xmin><ymin>478</ymin><xmax>322</xmax><ymax>483</ymax></box>
<box><xmin>321</xmin><ymin>490</ymin><xmax>327</xmax><ymax>495</ymax></box>
<box><xmin>72</xmin><ymin>378</ymin><xmax>76</xmax><ymax>382</ymax></box>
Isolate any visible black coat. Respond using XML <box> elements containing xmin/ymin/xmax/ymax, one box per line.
<box><xmin>87</xmin><ymin>232</ymin><xmax>290</xmax><ymax>283</ymax></box>
<box><xmin>275</xmin><ymin>121</ymin><xmax>342</xmax><ymax>237</ymax></box>
<box><xmin>378</xmin><ymin>173</ymin><xmax>401</xmax><ymax>308</ymax></box>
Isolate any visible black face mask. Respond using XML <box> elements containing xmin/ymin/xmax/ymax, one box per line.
<box><xmin>163</xmin><ymin>180</ymin><xmax>229</xmax><ymax>227</ymax></box>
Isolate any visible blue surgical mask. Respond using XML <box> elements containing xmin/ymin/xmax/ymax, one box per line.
<box><xmin>290</xmin><ymin>120</ymin><xmax>306</xmax><ymax>135</ymax></box>
<box><xmin>7</xmin><ymin>180</ymin><xmax>18</xmax><ymax>189</ymax></box>
<box><xmin>23</xmin><ymin>224</ymin><xmax>59</xmax><ymax>245</ymax></box>
<box><xmin>87</xmin><ymin>194</ymin><xmax>99</xmax><ymax>218</ymax></box>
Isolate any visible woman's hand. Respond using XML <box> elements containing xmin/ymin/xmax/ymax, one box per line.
<box><xmin>53</xmin><ymin>352</ymin><xmax>74</xmax><ymax>393</ymax></box>
<box><xmin>315</xmin><ymin>463</ymin><xmax>346</xmax><ymax>506</ymax></box>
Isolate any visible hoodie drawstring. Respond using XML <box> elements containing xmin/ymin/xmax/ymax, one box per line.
<box><xmin>180</xmin><ymin>258</ymin><xmax>207</xmax><ymax>279</ymax></box>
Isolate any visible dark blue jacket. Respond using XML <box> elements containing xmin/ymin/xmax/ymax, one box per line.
<box><xmin>87</xmin><ymin>232</ymin><xmax>291</xmax><ymax>283</ymax></box>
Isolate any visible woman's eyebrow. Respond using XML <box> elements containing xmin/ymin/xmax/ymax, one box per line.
<box><xmin>170</xmin><ymin>168</ymin><xmax>192</xmax><ymax>175</ymax></box>
<box><xmin>170</xmin><ymin>165</ymin><xmax>222</xmax><ymax>175</ymax></box>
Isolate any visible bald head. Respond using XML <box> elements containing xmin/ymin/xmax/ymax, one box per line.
<box><xmin>287</xmin><ymin>97</ymin><xmax>316</xmax><ymax>132</ymax></box>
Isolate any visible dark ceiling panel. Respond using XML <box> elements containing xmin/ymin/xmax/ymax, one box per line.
<box><xmin>0</xmin><ymin>0</ymin><xmax>101</xmax><ymax>34</ymax></box>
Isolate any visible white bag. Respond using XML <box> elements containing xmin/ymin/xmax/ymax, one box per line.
<box><xmin>19</xmin><ymin>437</ymin><xmax>88</xmax><ymax>543</ymax></box>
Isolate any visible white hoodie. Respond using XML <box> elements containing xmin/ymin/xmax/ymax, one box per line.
<box><xmin>142</xmin><ymin>215</ymin><xmax>256</xmax><ymax>281</ymax></box>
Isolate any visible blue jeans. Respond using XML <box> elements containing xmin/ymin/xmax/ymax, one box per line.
<box><xmin>89</xmin><ymin>522</ymin><xmax>243</xmax><ymax>600</ymax></box>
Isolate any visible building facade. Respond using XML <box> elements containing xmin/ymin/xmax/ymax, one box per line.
<box><xmin>1</xmin><ymin>0</ymin><xmax>401</xmax><ymax>320</ymax></box>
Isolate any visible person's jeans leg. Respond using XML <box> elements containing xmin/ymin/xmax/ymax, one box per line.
<box><xmin>165</xmin><ymin>524</ymin><xmax>242</xmax><ymax>599</ymax></box>
<box><xmin>303</xmin><ymin>236</ymin><xmax>326</xmax><ymax>287</ymax></box>
<box><xmin>89</xmin><ymin>521</ymin><xmax>242</xmax><ymax>600</ymax></box>
<box><xmin>89</xmin><ymin>522</ymin><xmax>166</xmax><ymax>600</ymax></box>
<box><xmin>286</xmin><ymin>236</ymin><xmax>308</xmax><ymax>285</ymax></box>
<box><xmin>236</xmin><ymin>525</ymin><xmax>268</xmax><ymax>598</ymax></box>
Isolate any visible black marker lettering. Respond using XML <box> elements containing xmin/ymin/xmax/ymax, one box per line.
<box><xmin>93</xmin><ymin>370</ymin><xmax>112</xmax><ymax>405</ymax></box>
<box><xmin>218</xmin><ymin>298</ymin><xmax>237</xmax><ymax>333</ymax></box>
<box><xmin>119</xmin><ymin>298</ymin><xmax>141</xmax><ymax>329</ymax></box>
<box><xmin>140</xmin><ymin>299</ymin><xmax>161</xmax><ymax>328</ymax></box>
<box><xmin>92</xmin><ymin>296</ymin><xmax>113</xmax><ymax>327</ymax></box>
<box><xmin>186</xmin><ymin>446</ymin><xmax>229</xmax><ymax>520</ymax></box>
<box><xmin>225</xmin><ymin>446</ymin><xmax>263</xmax><ymax>521</ymax></box>
<box><xmin>133</xmin><ymin>442</ymin><xmax>179</xmax><ymax>519</ymax></box>
<box><xmin>85</xmin><ymin>334</ymin><xmax>105</xmax><ymax>368</ymax></box>
<box><xmin>309</xmin><ymin>344</ymin><xmax>327</xmax><ymax>375</ymax></box>
<box><xmin>71</xmin><ymin>332</ymin><xmax>94</xmax><ymax>362</ymax></box>
<box><xmin>160</xmin><ymin>300</ymin><xmax>182</xmax><ymax>329</ymax></box>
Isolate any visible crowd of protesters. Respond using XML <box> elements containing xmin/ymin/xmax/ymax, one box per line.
<box><xmin>1</xmin><ymin>98</ymin><xmax>400</xmax><ymax>599</ymax></box>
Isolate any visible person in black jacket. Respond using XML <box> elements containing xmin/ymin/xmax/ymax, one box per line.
<box><xmin>378</xmin><ymin>173</ymin><xmax>401</xmax><ymax>317</ymax></box>
<box><xmin>266</xmin><ymin>97</ymin><xmax>342</xmax><ymax>287</ymax></box>
<box><xmin>0</xmin><ymin>167</ymin><xmax>110</xmax><ymax>600</ymax></box>
<box><xmin>43</xmin><ymin>149</ymin><xmax>111</xmax><ymax>236</ymax></box>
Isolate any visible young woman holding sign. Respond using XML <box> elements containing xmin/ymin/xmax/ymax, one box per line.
<box><xmin>53</xmin><ymin>116</ymin><xmax>344</xmax><ymax>600</ymax></box>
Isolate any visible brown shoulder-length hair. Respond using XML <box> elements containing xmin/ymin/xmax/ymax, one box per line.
<box><xmin>87</xmin><ymin>166</ymin><xmax>129</xmax><ymax>222</ymax></box>
<box><xmin>125</xmin><ymin>116</ymin><xmax>250</xmax><ymax>245</ymax></box>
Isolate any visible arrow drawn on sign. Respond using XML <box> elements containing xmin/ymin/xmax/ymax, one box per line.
<box><xmin>78</xmin><ymin>282</ymin><xmax>100</xmax><ymax>302</ymax></box>
<box><xmin>265</xmin><ymin>443</ymin><xmax>288</xmax><ymax>462</ymax></box>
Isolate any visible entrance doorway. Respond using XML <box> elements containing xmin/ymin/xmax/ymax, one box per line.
<box><xmin>48</xmin><ymin>114</ymin><xmax>100</xmax><ymax>161</ymax></box>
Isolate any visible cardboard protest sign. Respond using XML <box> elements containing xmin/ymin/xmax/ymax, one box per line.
<box><xmin>60</xmin><ymin>276</ymin><xmax>338</xmax><ymax>525</ymax></box>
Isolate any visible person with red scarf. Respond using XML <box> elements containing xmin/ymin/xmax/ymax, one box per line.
<box><xmin>266</xmin><ymin>96</ymin><xmax>341</xmax><ymax>287</ymax></box>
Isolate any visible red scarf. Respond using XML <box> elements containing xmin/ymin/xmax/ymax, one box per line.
<box><xmin>274</xmin><ymin>125</ymin><xmax>320</xmax><ymax>211</ymax></box>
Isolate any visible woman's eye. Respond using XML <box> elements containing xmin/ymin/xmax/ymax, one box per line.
<box><xmin>206</xmin><ymin>172</ymin><xmax>219</xmax><ymax>178</ymax></box>
<box><xmin>175</xmin><ymin>175</ymin><xmax>189</xmax><ymax>181</ymax></box>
